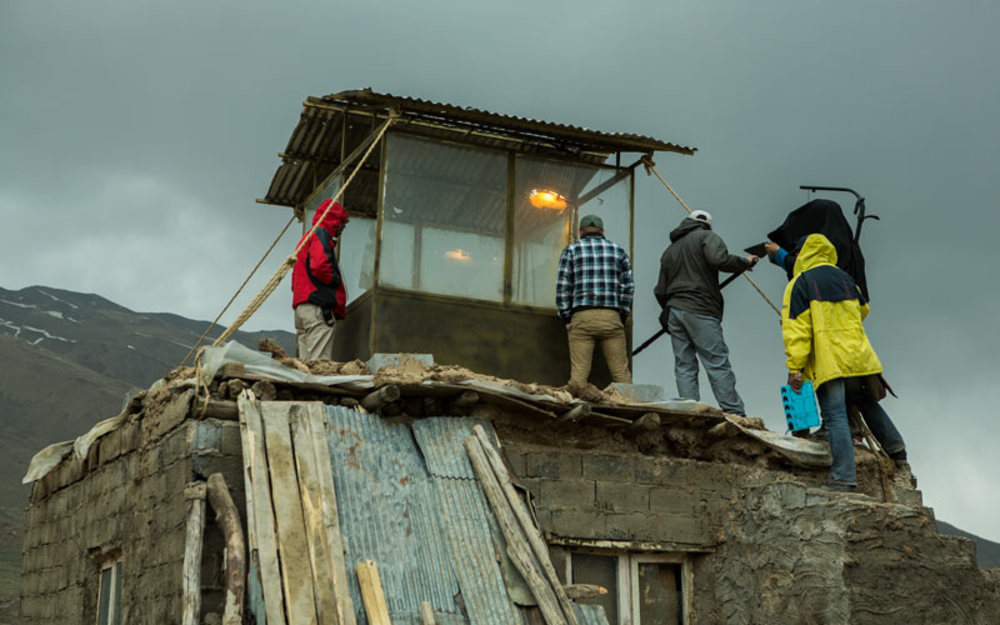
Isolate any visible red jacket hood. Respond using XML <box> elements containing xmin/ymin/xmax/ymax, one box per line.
<box><xmin>312</xmin><ymin>200</ymin><xmax>348</xmax><ymax>235</ymax></box>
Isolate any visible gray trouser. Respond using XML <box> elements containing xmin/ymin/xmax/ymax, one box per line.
<box><xmin>666</xmin><ymin>308</ymin><xmax>745</xmax><ymax>415</ymax></box>
<box><xmin>294</xmin><ymin>303</ymin><xmax>335</xmax><ymax>360</ymax></box>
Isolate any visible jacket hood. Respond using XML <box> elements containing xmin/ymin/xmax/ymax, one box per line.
<box><xmin>312</xmin><ymin>200</ymin><xmax>349</xmax><ymax>234</ymax></box>
<box><xmin>669</xmin><ymin>217</ymin><xmax>710</xmax><ymax>243</ymax></box>
<box><xmin>793</xmin><ymin>233</ymin><xmax>838</xmax><ymax>276</ymax></box>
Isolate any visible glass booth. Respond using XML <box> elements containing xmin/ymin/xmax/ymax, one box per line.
<box><xmin>302</xmin><ymin>131</ymin><xmax>634</xmax><ymax>385</ymax></box>
<box><xmin>267</xmin><ymin>91</ymin><xmax>694</xmax><ymax>385</ymax></box>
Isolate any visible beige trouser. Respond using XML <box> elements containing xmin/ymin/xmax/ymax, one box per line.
<box><xmin>294</xmin><ymin>303</ymin><xmax>335</xmax><ymax>360</ymax></box>
<box><xmin>567</xmin><ymin>308</ymin><xmax>632</xmax><ymax>386</ymax></box>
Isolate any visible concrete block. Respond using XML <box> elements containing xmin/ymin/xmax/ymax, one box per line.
<box><xmin>193</xmin><ymin>420</ymin><xmax>222</xmax><ymax>452</ymax></box>
<box><xmin>220</xmin><ymin>421</ymin><xmax>243</xmax><ymax>456</ymax></box>
<box><xmin>606</xmin><ymin>511</ymin><xmax>709</xmax><ymax>544</ymax></box>
<box><xmin>502</xmin><ymin>449</ymin><xmax>528</xmax><ymax>478</ymax></box>
<box><xmin>610</xmin><ymin>383</ymin><xmax>665</xmax><ymax>403</ymax></box>
<box><xmin>367</xmin><ymin>353</ymin><xmax>434</xmax><ymax>372</ymax></box>
<box><xmin>596</xmin><ymin>481</ymin><xmax>650</xmax><ymax>513</ymax></box>
<box><xmin>526</xmin><ymin>452</ymin><xmax>581</xmax><ymax>479</ymax></box>
<box><xmin>649</xmin><ymin>487</ymin><xmax>699</xmax><ymax>515</ymax></box>
<box><xmin>538</xmin><ymin>479</ymin><xmax>595</xmax><ymax>510</ymax></box>
<box><xmin>550</xmin><ymin>509</ymin><xmax>606</xmax><ymax>539</ymax></box>
<box><xmin>582</xmin><ymin>454</ymin><xmax>634</xmax><ymax>482</ymax></box>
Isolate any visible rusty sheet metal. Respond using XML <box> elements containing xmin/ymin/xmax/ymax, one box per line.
<box><xmin>261</xmin><ymin>88</ymin><xmax>696</xmax><ymax>207</ymax></box>
<box><xmin>411</xmin><ymin>417</ymin><xmax>490</xmax><ymax>479</ymax></box>
<box><xmin>325</xmin><ymin>408</ymin><xmax>523</xmax><ymax>625</ymax></box>
<box><xmin>573</xmin><ymin>604</ymin><xmax>611</xmax><ymax>625</ymax></box>
<box><xmin>320</xmin><ymin>89</ymin><xmax>697</xmax><ymax>156</ymax></box>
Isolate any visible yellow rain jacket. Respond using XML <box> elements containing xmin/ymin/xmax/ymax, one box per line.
<box><xmin>781</xmin><ymin>234</ymin><xmax>882</xmax><ymax>389</ymax></box>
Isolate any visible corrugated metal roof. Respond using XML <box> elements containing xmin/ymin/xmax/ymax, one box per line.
<box><xmin>412</xmin><ymin>418</ymin><xmax>488</xmax><ymax>479</ymax></box>
<box><xmin>261</xmin><ymin>88</ymin><xmax>696</xmax><ymax>208</ymax></box>
<box><xmin>325</xmin><ymin>408</ymin><xmax>524</xmax><ymax>625</ymax></box>
<box><xmin>573</xmin><ymin>604</ymin><xmax>611</xmax><ymax>625</ymax></box>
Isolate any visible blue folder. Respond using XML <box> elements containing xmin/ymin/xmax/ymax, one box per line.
<box><xmin>781</xmin><ymin>381</ymin><xmax>821</xmax><ymax>431</ymax></box>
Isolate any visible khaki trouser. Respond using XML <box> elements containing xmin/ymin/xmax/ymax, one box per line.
<box><xmin>294</xmin><ymin>303</ymin><xmax>335</xmax><ymax>360</ymax></box>
<box><xmin>567</xmin><ymin>308</ymin><xmax>632</xmax><ymax>386</ymax></box>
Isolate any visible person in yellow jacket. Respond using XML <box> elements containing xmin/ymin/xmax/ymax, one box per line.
<box><xmin>782</xmin><ymin>234</ymin><xmax>907</xmax><ymax>491</ymax></box>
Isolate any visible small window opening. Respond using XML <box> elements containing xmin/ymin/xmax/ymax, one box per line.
<box><xmin>568</xmin><ymin>551</ymin><xmax>688</xmax><ymax>625</ymax></box>
<box><xmin>97</xmin><ymin>561</ymin><xmax>122</xmax><ymax>625</ymax></box>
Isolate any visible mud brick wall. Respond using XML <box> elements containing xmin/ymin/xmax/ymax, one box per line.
<box><xmin>19</xmin><ymin>386</ymin><xmax>245</xmax><ymax>625</ymax></box>
<box><xmin>503</xmin><ymin>444</ymin><xmax>735</xmax><ymax>547</ymax></box>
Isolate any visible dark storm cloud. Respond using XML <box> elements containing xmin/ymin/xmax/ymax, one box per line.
<box><xmin>2</xmin><ymin>0</ymin><xmax>998</xmax><ymax>538</ymax></box>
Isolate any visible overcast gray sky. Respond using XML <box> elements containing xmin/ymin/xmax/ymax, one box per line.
<box><xmin>2</xmin><ymin>1</ymin><xmax>998</xmax><ymax>541</ymax></box>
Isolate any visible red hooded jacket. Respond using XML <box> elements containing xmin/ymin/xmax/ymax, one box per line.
<box><xmin>291</xmin><ymin>200</ymin><xmax>348</xmax><ymax>320</ymax></box>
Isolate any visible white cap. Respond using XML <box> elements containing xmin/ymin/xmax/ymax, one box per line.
<box><xmin>690</xmin><ymin>209</ymin><xmax>713</xmax><ymax>225</ymax></box>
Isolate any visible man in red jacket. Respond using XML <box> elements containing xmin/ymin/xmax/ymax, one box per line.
<box><xmin>291</xmin><ymin>199</ymin><xmax>349</xmax><ymax>360</ymax></box>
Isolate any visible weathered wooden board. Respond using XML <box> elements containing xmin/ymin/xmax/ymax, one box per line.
<box><xmin>239</xmin><ymin>396</ymin><xmax>287</xmax><ymax>625</ymax></box>
<box><xmin>305</xmin><ymin>403</ymin><xmax>356</xmax><ymax>625</ymax></box>
<box><xmin>261</xmin><ymin>402</ymin><xmax>319</xmax><ymax>625</ymax></box>
<box><xmin>290</xmin><ymin>405</ymin><xmax>340</xmax><ymax>625</ymax></box>
<box><xmin>356</xmin><ymin>560</ymin><xmax>392</xmax><ymax>625</ymax></box>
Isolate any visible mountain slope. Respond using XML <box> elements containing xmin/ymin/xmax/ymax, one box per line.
<box><xmin>937</xmin><ymin>520</ymin><xmax>1000</xmax><ymax>569</ymax></box>
<box><xmin>0</xmin><ymin>285</ymin><xmax>297</xmax><ymax>623</ymax></box>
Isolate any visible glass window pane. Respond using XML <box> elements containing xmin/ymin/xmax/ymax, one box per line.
<box><xmin>381</xmin><ymin>133</ymin><xmax>506</xmax><ymax>302</ymax></box>
<box><xmin>339</xmin><ymin>217</ymin><xmax>376</xmax><ymax>304</ymax></box>
<box><xmin>98</xmin><ymin>567</ymin><xmax>112</xmax><ymax>625</ymax></box>
<box><xmin>637</xmin><ymin>563</ymin><xmax>681</xmax><ymax>625</ymax></box>
<box><xmin>304</xmin><ymin>173</ymin><xmax>343</xmax><ymax>224</ymax></box>
<box><xmin>513</xmin><ymin>158</ymin><xmax>631</xmax><ymax>307</ymax></box>
<box><xmin>572</xmin><ymin>553</ymin><xmax>618</xmax><ymax>625</ymax></box>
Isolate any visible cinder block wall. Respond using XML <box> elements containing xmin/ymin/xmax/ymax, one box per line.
<box><xmin>504</xmin><ymin>446</ymin><xmax>732</xmax><ymax>547</ymax></box>
<box><xmin>19</xmin><ymin>388</ymin><xmax>245</xmax><ymax>625</ymax></box>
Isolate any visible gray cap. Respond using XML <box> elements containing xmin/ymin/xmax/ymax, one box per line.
<box><xmin>580</xmin><ymin>214</ymin><xmax>604</xmax><ymax>229</ymax></box>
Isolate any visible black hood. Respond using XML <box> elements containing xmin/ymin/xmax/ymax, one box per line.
<box><xmin>768</xmin><ymin>198</ymin><xmax>870</xmax><ymax>300</ymax></box>
<box><xmin>670</xmin><ymin>217</ymin><xmax>709</xmax><ymax>243</ymax></box>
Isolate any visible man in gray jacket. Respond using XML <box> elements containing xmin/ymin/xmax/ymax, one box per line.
<box><xmin>653</xmin><ymin>210</ymin><xmax>757</xmax><ymax>414</ymax></box>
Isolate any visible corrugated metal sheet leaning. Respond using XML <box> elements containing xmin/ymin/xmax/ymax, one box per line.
<box><xmin>326</xmin><ymin>408</ymin><xmax>524</xmax><ymax>625</ymax></box>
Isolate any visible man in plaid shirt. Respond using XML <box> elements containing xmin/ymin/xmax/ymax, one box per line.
<box><xmin>556</xmin><ymin>214</ymin><xmax>635</xmax><ymax>387</ymax></box>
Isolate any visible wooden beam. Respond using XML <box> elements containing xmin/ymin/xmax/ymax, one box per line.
<box><xmin>420</xmin><ymin>601</ymin><xmax>436</xmax><ymax>625</ymax></box>
<box><xmin>306</xmin><ymin>403</ymin><xmax>357</xmax><ymax>625</ymax></box>
<box><xmin>471</xmin><ymin>426</ymin><xmax>578</xmax><ymax>625</ymax></box>
<box><xmin>356</xmin><ymin>560</ymin><xmax>392</xmax><ymax>625</ymax></box>
<box><xmin>238</xmin><ymin>395</ymin><xmax>288</xmax><ymax>625</ymax></box>
<box><xmin>289</xmin><ymin>405</ymin><xmax>342</xmax><ymax>625</ymax></box>
<box><xmin>182</xmin><ymin>482</ymin><xmax>207</xmax><ymax>625</ymax></box>
<box><xmin>361</xmin><ymin>385</ymin><xmax>401</xmax><ymax>412</ymax></box>
<box><xmin>464</xmin><ymin>435</ymin><xmax>568</xmax><ymax>625</ymax></box>
<box><xmin>206</xmin><ymin>473</ymin><xmax>246</xmax><ymax>625</ymax></box>
<box><xmin>261</xmin><ymin>403</ymin><xmax>319</xmax><ymax>624</ymax></box>
<box><xmin>555</xmin><ymin>403</ymin><xmax>591</xmax><ymax>426</ymax></box>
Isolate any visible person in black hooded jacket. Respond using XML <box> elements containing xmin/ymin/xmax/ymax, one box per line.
<box><xmin>653</xmin><ymin>211</ymin><xmax>758</xmax><ymax>415</ymax></box>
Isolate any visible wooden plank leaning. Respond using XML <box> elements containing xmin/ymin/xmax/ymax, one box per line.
<box><xmin>206</xmin><ymin>473</ymin><xmax>246</xmax><ymax>625</ymax></box>
<box><xmin>305</xmin><ymin>403</ymin><xmax>357</xmax><ymax>625</ymax></box>
<box><xmin>261</xmin><ymin>402</ymin><xmax>320</xmax><ymax>625</ymax></box>
<box><xmin>182</xmin><ymin>481</ymin><xmax>207</xmax><ymax>625</ymax></box>
<box><xmin>289</xmin><ymin>405</ymin><xmax>342</xmax><ymax>625</ymax></box>
<box><xmin>356</xmin><ymin>560</ymin><xmax>392</xmax><ymax>625</ymax></box>
<box><xmin>238</xmin><ymin>393</ymin><xmax>287</xmax><ymax>625</ymax></box>
<box><xmin>471</xmin><ymin>425</ymin><xmax>579</xmax><ymax>625</ymax></box>
<box><xmin>464</xmin><ymin>435</ymin><xmax>568</xmax><ymax>625</ymax></box>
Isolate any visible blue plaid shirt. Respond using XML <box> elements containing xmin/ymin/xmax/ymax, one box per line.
<box><xmin>556</xmin><ymin>233</ymin><xmax>634</xmax><ymax>323</ymax></box>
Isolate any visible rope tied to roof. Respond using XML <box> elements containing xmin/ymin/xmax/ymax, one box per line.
<box><xmin>179</xmin><ymin>112</ymin><xmax>400</xmax><ymax>368</ymax></box>
<box><xmin>640</xmin><ymin>156</ymin><xmax>781</xmax><ymax>317</ymax></box>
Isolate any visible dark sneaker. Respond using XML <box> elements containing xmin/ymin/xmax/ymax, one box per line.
<box><xmin>889</xmin><ymin>449</ymin><xmax>908</xmax><ymax>462</ymax></box>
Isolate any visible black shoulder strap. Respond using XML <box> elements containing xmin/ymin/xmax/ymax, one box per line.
<box><xmin>304</xmin><ymin>229</ymin><xmax>342</xmax><ymax>289</ymax></box>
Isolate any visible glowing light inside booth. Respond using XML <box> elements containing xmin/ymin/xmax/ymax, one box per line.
<box><xmin>529</xmin><ymin>189</ymin><xmax>568</xmax><ymax>210</ymax></box>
